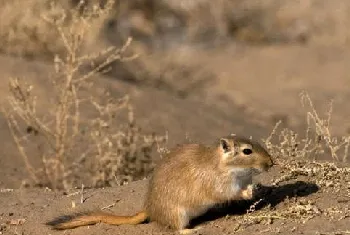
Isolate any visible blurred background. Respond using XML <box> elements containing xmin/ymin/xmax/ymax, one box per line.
<box><xmin>1</xmin><ymin>0</ymin><xmax>350</xmax><ymax>188</ymax></box>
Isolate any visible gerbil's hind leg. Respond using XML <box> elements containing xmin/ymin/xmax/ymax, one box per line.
<box><xmin>174</xmin><ymin>208</ymin><xmax>202</xmax><ymax>234</ymax></box>
<box><xmin>167</xmin><ymin>207</ymin><xmax>191</xmax><ymax>232</ymax></box>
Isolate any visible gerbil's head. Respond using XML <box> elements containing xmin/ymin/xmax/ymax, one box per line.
<box><xmin>217</xmin><ymin>135</ymin><xmax>274</xmax><ymax>173</ymax></box>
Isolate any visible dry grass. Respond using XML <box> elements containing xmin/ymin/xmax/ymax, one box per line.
<box><xmin>1</xmin><ymin>1</ymin><xmax>166</xmax><ymax>190</ymax></box>
<box><xmin>265</xmin><ymin>91</ymin><xmax>350</xmax><ymax>163</ymax></box>
<box><xmin>266</xmin><ymin>92</ymin><xmax>350</xmax><ymax>190</ymax></box>
<box><xmin>0</xmin><ymin>0</ymin><xmax>66</xmax><ymax>58</ymax></box>
<box><xmin>232</xmin><ymin>199</ymin><xmax>321</xmax><ymax>232</ymax></box>
<box><xmin>226</xmin><ymin>91</ymin><xmax>350</xmax><ymax>232</ymax></box>
<box><xmin>232</xmin><ymin>160</ymin><xmax>350</xmax><ymax>233</ymax></box>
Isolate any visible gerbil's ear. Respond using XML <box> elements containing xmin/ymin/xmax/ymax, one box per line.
<box><xmin>220</xmin><ymin>138</ymin><xmax>231</xmax><ymax>153</ymax></box>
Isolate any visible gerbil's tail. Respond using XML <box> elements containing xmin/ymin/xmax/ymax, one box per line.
<box><xmin>46</xmin><ymin>211</ymin><xmax>148</xmax><ymax>230</ymax></box>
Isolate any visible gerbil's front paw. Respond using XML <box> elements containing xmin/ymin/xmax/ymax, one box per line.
<box><xmin>241</xmin><ymin>184</ymin><xmax>254</xmax><ymax>200</ymax></box>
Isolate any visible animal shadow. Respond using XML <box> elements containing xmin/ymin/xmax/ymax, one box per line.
<box><xmin>190</xmin><ymin>181</ymin><xmax>319</xmax><ymax>228</ymax></box>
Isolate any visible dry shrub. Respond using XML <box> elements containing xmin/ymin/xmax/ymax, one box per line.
<box><xmin>2</xmin><ymin>1</ymin><xmax>166</xmax><ymax>190</ymax></box>
<box><xmin>0</xmin><ymin>0</ymin><xmax>115</xmax><ymax>59</ymax></box>
<box><xmin>232</xmin><ymin>198</ymin><xmax>321</xmax><ymax>233</ymax></box>
<box><xmin>229</xmin><ymin>92</ymin><xmax>350</xmax><ymax>232</ymax></box>
<box><xmin>264</xmin><ymin>91</ymin><xmax>350</xmax><ymax>163</ymax></box>
<box><xmin>90</xmin><ymin>104</ymin><xmax>167</xmax><ymax>187</ymax></box>
<box><xmin>262</xmin><ymin>91</ymin><xmax>350</xmax><ymax>197</ymax></box>
<box><xmin>263</xmin><ymin>92</ymin><xmax>350</xmax><ymax>191</ymax></box>
<box><xmin>0</xmin><ymin>0</ymin><xmax>67</xmax><ymax>58</ymax></box>
<box><xmin>232</xmin><ymin>162</ymin><xmax>350</xmax><ymax>232</ymax></box>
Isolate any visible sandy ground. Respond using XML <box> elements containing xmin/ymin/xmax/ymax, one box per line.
<box><xmin>1</xmin><ymin>164</ymin><xmax>349</xmax><ymax>235</ymax></box>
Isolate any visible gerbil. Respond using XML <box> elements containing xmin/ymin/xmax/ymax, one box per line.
<box><xmin>46</xmin><ymin>135</ymin><xmax>274</xmax><ymax>233</ymax></box>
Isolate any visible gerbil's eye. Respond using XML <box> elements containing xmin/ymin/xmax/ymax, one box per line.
<box><xmin>242</xmin><ymin>148</ymin><xmax>253</xmax><ymax>155</ymax></box>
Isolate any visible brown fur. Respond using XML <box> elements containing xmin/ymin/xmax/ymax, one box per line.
<box><xmin>46</xmin><ymin>211</ymin><xmax>148</xmax><ymax>230</ymax></box>
<box><xmin>46</xmin><ymin>135</ymin><xmax>273</xmax><ymax>231</ymax></box>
